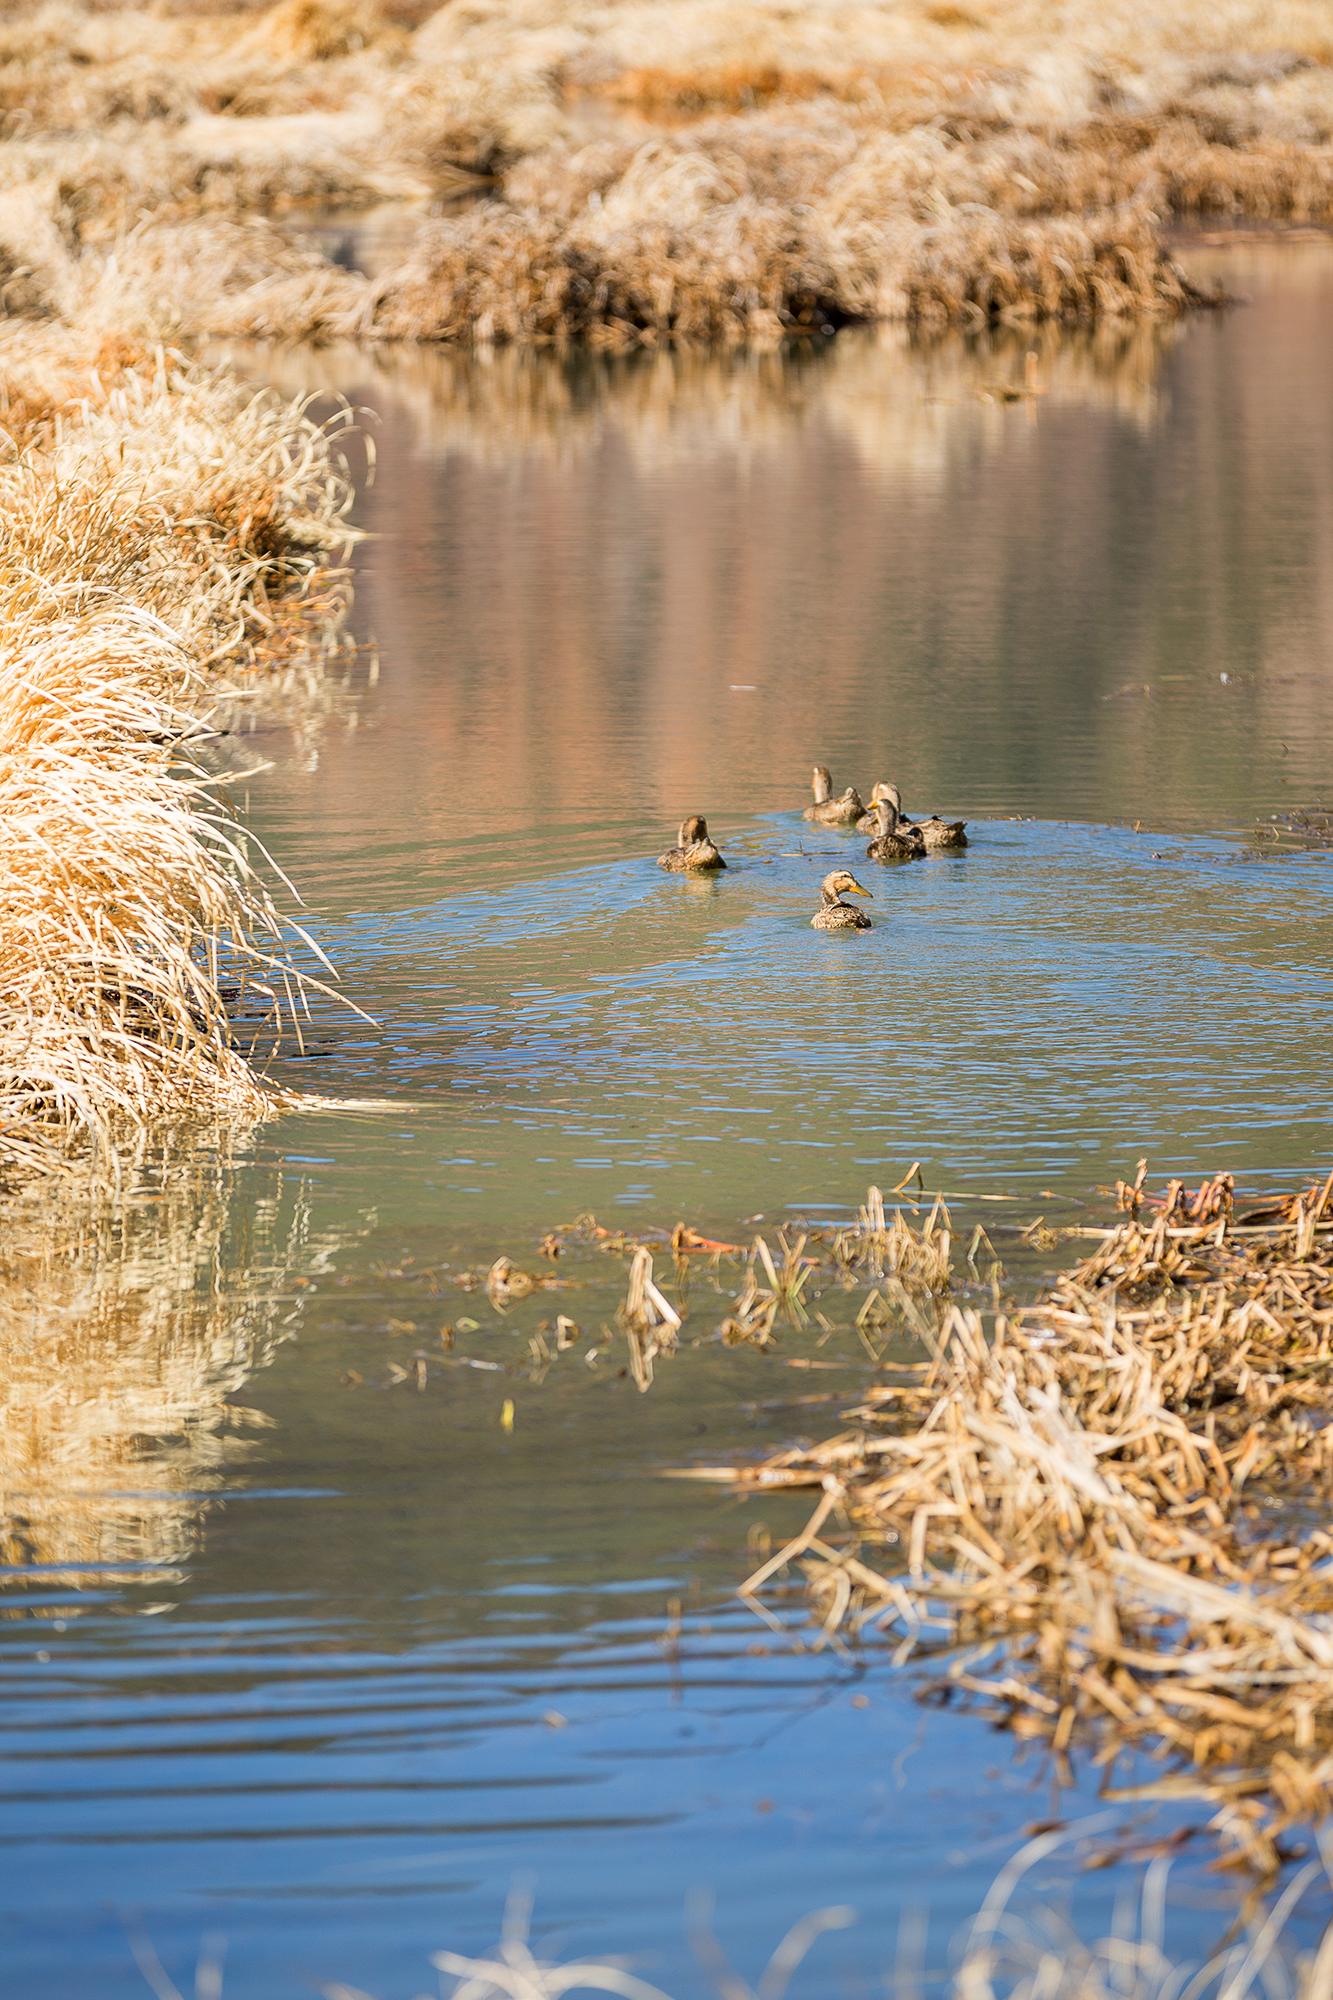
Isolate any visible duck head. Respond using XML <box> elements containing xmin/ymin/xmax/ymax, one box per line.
<box><xmin>821</xmin><ymin>870</ymin><xmax>873</xmax><ymax>904</ymax></box>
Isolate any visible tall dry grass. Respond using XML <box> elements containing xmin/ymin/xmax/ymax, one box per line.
<box><xmin>4</xmin><ymin>0</ymin><xmax>1333</xmax><ymax>342</ymax></box>
<box><xmin>0</xmin><ymin>329</ymin><xmax>360</xmax><ymax>1183</ymax></box>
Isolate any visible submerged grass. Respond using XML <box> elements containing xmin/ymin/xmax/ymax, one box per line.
<box><xmin>0</xmin><ymin>327</ymin><xmax>362</xmax><ymax>1183</ymax></box>
<box><xmin>714</xmin><ymin>1171</ymin><xmax>1333</xmax><ymax>1869</ymax></box>
<box><xmin>3</xmin><ymin>0</ymin><xmax>1333</xmax><ymax>342</ymax></box>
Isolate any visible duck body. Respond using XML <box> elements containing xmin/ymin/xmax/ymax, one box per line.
<box><xmin>913</xmin><ymin>815</ymin><xmax>968</xmax><ymax>851</ymax></box>
<box><xmin>802</xmin><ymin>764</ymin><xmax>864</xmax><ymax>827</ymax></box>
<box><xmin>658</xmin><ymin>814</ymin><xmax>727</xmax><ymax>872</ymax></box>
<box><xmin>812</xmin><ymin>899</ymin><xmax>872</xmax><ymax>930</ymax></box>
<box><xmin>811</xmin><ymin>869</ymin><xmax>874</xmax><ymax>930</ymax></box>
<box><xmin>865</xmin><ymin>795</ymin><xmax>926</xmax><ymax>863</ymax></box>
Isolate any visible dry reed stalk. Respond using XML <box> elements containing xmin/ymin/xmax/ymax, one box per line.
<box><xmin>618</xmin><ymin>1244</ymin><xmax>682</xmax><ymax>1391</ymax></box>
<box><xmin>718</xmin><ymin>1231</ymin><xmax>817</xmax><ymax>1347</ymax></box>
<box><xmin>723</xmin><ymin>1172</ymin><xmax>1333</xmax><ymax>1866</ymax></box>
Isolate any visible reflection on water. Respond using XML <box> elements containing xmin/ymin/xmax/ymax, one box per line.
<box><xmin>214</xmin><ymin>236</ymin><xmax>1333</xmax><ymax>933</ymax></box>
<box><xmin>0</xmin><ymin>1141</ymin><xmax>345</xmax><ymax>1584</ymax></box>
<box><xmin>6</xmin><ymin>238</ymin><xmax>1333</xmax><ymax>1998</ymax></box>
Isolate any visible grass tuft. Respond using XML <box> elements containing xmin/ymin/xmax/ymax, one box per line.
<box><xmin>0</xmin><ymin>329</ymin><xmax>361</xmax><ymax>1184</ymax></box>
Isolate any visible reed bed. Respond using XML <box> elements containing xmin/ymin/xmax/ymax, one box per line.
<box><xmin>721</xmin><ymin>1172</ymin><xmax>1333</xmax><ymax>1867</ymax></box>
<box><xmin>0</xmin><ymin>327</ymin><xmax>361</xmax><ymax>1182</ymax></box>
<box><xmin>4</xmin><ymin>0</ymin><xmax>1333</xmax><ymax>343</ymax></box>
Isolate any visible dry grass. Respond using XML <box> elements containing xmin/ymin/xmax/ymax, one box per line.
<box><xmin>3</xmin><ymin>0</ymin><xmax>1333</xmax><ymax>342</ymax></box>
<box><xmin>0</xmin><ymin>328</ymin><xmax>361</xmax><ymax>1183</ymax></box>
<box><xmin>717</xmin><ymin>1171</ymin><xmax>1333</xmax><ymax>1871</ymax></box>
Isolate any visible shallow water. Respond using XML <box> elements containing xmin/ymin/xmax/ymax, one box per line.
<box><xmin>5</xmin><ymin>235</ymin><xmax>1333</xmax><ymax>1999</ymax></box>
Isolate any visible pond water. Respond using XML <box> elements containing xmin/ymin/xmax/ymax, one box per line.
<box><xmin>4</xmin><ymin>234</ymin><xmax>1333</xmax><ymax>2000</ymax></box>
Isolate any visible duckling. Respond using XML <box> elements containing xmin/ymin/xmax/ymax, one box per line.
<box><xmin>802</xmin><ymin>765</ymin><xmax>865</xmax><ymax>827</ymax></box>
<box><xmin>811</xmin><ymin>870</ymin><xmax>874</xmax><ymax>929</ymax></box>
<box><xmin>865</xmin><ymin>793</ymin><xmax>926</xmax><ymax>862</ymax></box>
<box><xmin>657</xmin><ymin>814</ymin><xmax>727</xmax><ymax>872</ymax></box>
<box><xmin>883</xmin><ymin>783</ymin><xmax>968</xmax><ymax>851</ymax></box>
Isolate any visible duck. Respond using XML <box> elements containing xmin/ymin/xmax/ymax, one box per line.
<box><xmin>865</xmin><ymin>793</ymin><xmax>927</xmax><ymax>862</ymax></box>
<box><xmin>802</xmin><ymin>765</ymin><xmax>865</xmax><ymax>827</ymax></box>
<box><xmin>883</xmin><ymin>782</ymin><xmax>968</xmax><ymax>851</ymax></box>
<box><xmin>855</xmin><ymin>781</ymin><xmax>896</xmax><ymax>834</ymax></box>
<box><xmin>657</xmin><ymin>814</ymin><xmax>727</xmax><ymax>872</ymax></box>
<box><xmin>811</xmin><ymin>870</ymin><xmax>874</xmax><ymax>930</ymax></box>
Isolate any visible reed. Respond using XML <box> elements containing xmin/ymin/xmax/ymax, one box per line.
<box><xmin>724</xmin><ymin>1170</ymin><xmax>1333</xmax><ymax>1869</ymax></box>
<box><xmin>124</xmin><ymin>1859</ymin><xmax>1333</xmax><ymax>2000</ymax></box>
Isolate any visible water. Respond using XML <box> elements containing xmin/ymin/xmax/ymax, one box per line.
<box><xmin>4</xmin><ymin>233</ymin><xmax>1333</xmax><ymax>1999</ymax></box>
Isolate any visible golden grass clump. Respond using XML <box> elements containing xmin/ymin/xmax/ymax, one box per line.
<box><xmin>0</xmin><ymin>606</ymin><xmax>304</xmax><ymax>1175</ymax></box>
<box><xmin>0</xmin><ymin>326</ymin><xmax>358</xmax><ymax>661</ymax></box>
<box><xmin>0</xmin><ymin>329</ymin><xmax>360</xmax><ymax>1182</ymax></box>
<box><xmin>725</xmin><ymin>1172</ymin><xmax>1333</xmax><ymax>1869</ymax></box>
<box><xmin>355</xmin><ymin>128</ymin><xmax>1207</xmax><ymax>345</ymax></box>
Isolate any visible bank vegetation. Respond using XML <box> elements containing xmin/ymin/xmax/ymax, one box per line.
<box><xmin>0</xmin><ymin>327</ymin><xmax>360</xmax><ymax>1184</ymax></box>
<box><xmin>2</xmin><ymin>0</ymin><xmax>1333</xmax><ymax>345</ymax></box>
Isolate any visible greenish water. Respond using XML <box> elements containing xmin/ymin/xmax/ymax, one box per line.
<box><xmin>4</xmin><ymin>234</ymin><xmax>1333</xmax><ymax>1999</ymax></box>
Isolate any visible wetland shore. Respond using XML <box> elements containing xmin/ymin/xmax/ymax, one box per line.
<box><xmin>2</xmin><ymin>0</ymin><xmax>1333</xmax><ymax>351</ymax></box>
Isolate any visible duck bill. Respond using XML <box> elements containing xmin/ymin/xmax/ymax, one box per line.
<box><xmin>847</xmin><ymin>881</ymin><xmax>873</xmax><ymax>899</ymax></box>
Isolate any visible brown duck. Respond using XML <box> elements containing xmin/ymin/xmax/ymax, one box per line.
<box><xmin>657</xmin><ymin>815</ymin><xmax>727</xmax><ymax>872</ymax></box>
<box><xmin>884</xmin><ymin>782</ymin><xmax>968</xmax><ymax>851</ymax></box>
<box><xmin>802</xmin><ymin>765</ymin><xmax>864</xmax><ymax>827</ymax></box>
<box><xmin>865</xmin><ymin>794</ymin><xmax>926</xmax><ymax>863</ymax></box>
<box><xmin>811</xmin><ymin>869</ymin><xmax>874</xmax><ymax>929</ymax></box>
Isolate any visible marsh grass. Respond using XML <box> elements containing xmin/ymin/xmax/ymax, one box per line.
<box><xmin>723</xmin><ymin>1171</ymin><xmax>1333</xmax><ymax>1868</ymax></box>
<box><xmin>4</xmin><ymin>0</ymin><xmax>1333</xmax><ymax>343</ymax></box>
<box><xmin>0</xmin><ymin>328</ymin><xmax>362</xmax><ymax>1182</ymax></box>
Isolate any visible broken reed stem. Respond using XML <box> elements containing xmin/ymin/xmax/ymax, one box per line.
<box><xmin>732</xmin><ymin>1171</ymin><xmax>1333</xmax><ymax>1870</ymax></box>
<box><xmin>618</xmin><ymin>1245</ymin><xmax>682</xmax><ymax>1392</ymax></box>
<box><xmin>0</xmin><ymin>329</ymin><xmax>363</xmax><ymax>1185</ymax></box>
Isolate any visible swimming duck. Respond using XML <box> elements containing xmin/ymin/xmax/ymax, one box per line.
<box><xmin>866</xmin><ymin>793</ymin><xmax>927</xmax><ymax>862</ymax></box>
<box><xmin>657</xmin><ymin>814</ymin><xmax>727</xmax><ymax>872</ymax></box>
<box><xmin>811</xmin><ymin>870</ymin><xmax>874</xmax><ymax>930</ymax></box>
<box><xmin>883</xmin><ymin>783</ymin><xmax>968</xmax><ymax>851</ymax></box>
<box><xmin>802</xmin><ymin>765</ymin><xmax>865</xmax><ymax>827</ymax></box>
<box><xmin>855</xmin><ymin>781</ymin><xmax>896</xmax><ymax>834</ymax></box>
